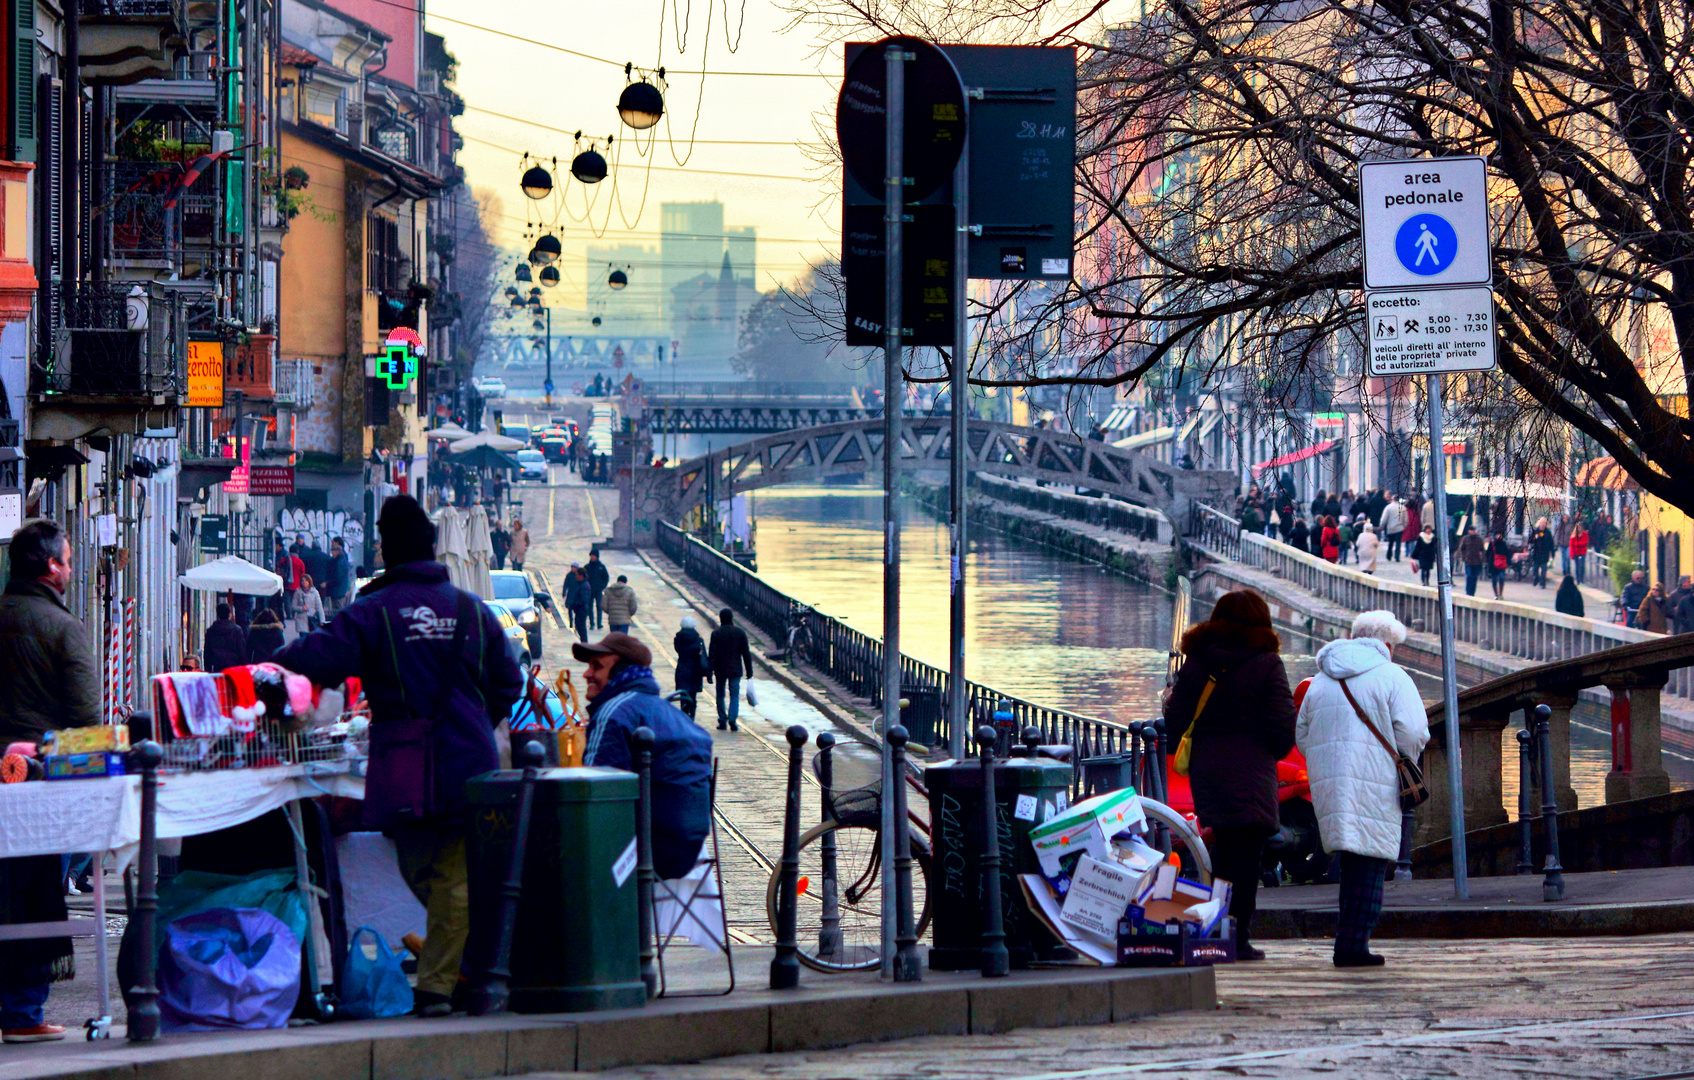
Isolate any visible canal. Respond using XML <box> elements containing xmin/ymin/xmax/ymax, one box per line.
<box><xmin>745</xmin><ymin>484</ymin><xmax>1694</xmax><ymax>815</ymax></box>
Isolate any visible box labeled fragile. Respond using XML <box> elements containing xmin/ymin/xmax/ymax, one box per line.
<box><xmin>1028</xmin><ymin>787</ymin><xmax>1147</xmax><ymax>880</ymax></box>
<box><xmin>44</xmin><ymin>752</ymin><xmax>127</xmax><ymax>780</ymax></box>
<box><xmin>43</xmin><ymin>725</ymin><xmax>130</xmax><ymax>755</ymax></box>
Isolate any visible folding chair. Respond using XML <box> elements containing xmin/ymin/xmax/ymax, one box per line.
<box><xmin>652</xmin><ymin>760</ymin><xmax>735</xmax><ymax>997</ymax></box>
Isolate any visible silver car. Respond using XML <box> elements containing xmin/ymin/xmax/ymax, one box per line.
<box><xmin>485</xmin><ymin>600</ymin><xmax>531</xmax><ymax>670</ymax></box>
<box><xmin>490</xmin><ymin>570</ymin><xmax>544</xmax><ymax>657</ymax></box>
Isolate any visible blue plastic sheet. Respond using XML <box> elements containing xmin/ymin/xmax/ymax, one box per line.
<box><xmin>158</xmin><ymin>907</ymin><xmax>302</xmax><ymax>1032</ymax></box>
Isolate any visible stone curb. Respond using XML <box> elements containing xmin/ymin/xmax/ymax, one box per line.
<box><xmin>1254</xmin><ymin>898</ymin><xmax>1694</xmax><ymax>940</ymax></box>
<box><xmin>13</xmin><ymin>967</ymin><xmax>1215</xmax><ymax>1080</ymax></box>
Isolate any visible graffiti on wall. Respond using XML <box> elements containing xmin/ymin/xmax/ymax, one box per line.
<box><xmin>278</xmin><ymin>507</ymin><xmax>364</xmax><ymax>555</ymax></box>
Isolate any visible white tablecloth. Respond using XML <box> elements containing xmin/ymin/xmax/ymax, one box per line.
<box><xmin>0</xmin><ymin>764</ymin><xmax>364</xmax><ymax>870</ymax></box>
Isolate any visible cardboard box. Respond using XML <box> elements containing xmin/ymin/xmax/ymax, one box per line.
<box><xmin>43</xmin><ymin>725</ymin><xmax>129</xmax><ymax>755</ymax></box>
<box><xmin>1058</xmin><ymin>855</ymin><xmax>1141</xmax><ymax>941</ymax></box>
<box><xmin>1028</xmin><ymin>788</ymin><xmax>1147</xmax><ymax>881</ymax></box>
<box><xmin>45</xmin><ymin>752</ymin><xmax>127</xmax><ymax>780</ymax></box>
<box><xmin>1116</xmin><ymin>915</ymin><xmax>1237</xmax><ymax>967</ymax></box>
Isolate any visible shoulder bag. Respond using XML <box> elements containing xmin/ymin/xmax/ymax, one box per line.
<box><xmin>1338</xmin><ymin>679</ymin><xmax>1430</xmax><ymax>811</ymax></box>
<box><xmin>1172</xmin><ymin>668</ymin><xmax>1226</xmax><ymax>777</ymax></box>
<box><xmin>363</xmin><ymin>592</ymin><xmax>476</xmax><ymax>830</ymax></box>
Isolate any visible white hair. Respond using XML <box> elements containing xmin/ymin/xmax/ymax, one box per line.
<box><xmin>680</xmin><ymin>616</ymin><xmax>696</xmax><ymax>629</ymax></box>
<box><xmin>1351</xmin><ymin>609</ymin><xmax>1407</xmax><ymax>644</ymax></box>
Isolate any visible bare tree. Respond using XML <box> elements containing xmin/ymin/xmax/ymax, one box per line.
<box><xmin>781</xmin><ymin>0</ymin><xmax>1694</xmax><ymax>515</ymax></box>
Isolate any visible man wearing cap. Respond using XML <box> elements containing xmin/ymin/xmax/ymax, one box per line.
<box><xmin>275</xmin><ymin>495</ymin><xmax>523</xmax><ymax>1017</ymax></box>
<box><xmin>574</xmin><ymin>632</ymin><xmax>713</xmax><ymax>879</ymax></box>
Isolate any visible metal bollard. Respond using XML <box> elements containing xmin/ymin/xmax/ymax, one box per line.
<box><xmin>631</xmin><ymin>728</ymin><xmax>660</xmax><ymax>999</ymax></box>
<box><xmin>771</xmin><ymin>724</ymin><xmax>809</xmax><ymax>989</ymax></box>
<box><xmin>976</xmin><ymin>724</ymin><xmax>1009</xmax><ymax>977</ymax></box>
<box><xmin>1516</xmin><ymin>726</ymin><xmax>1536</xmax><ymax>876</ymax></box>
<box><xmin>127</xmin><ymin>739</ymin><xmax>164</xmax><ymax>1042</ymax></box>
<box><xmin>889</xmin><ymin>725</ymin><xmax>921</xmax><ymax>982</ymax></box>
<box><xmin>1150</xmin><ymin>720</ymin><xmax>1171</xmax><ymax>856</ymax></box>
<box><xmin>815</xmin><ymin>732</ymin><xmax>842</xmax><ymax>962</ymax></box>
<box><xmin>1535</xmin><ymin>704</ymin><xmax>1566</xmax><ymax>901</ymax></box>
<box><xmin>1127</xmin><ymin>721</ymin><xmax>1144</xmax><ymax>793</ymax></box>
<box><xmin>471</xmin><ymin>739</ymin><xmax>547</xmax><ymax>1015</ymax></box>
<box><xmin>1395</xmin><ymin>808</ymin><xmax>1415</xmax><ymax>882</ymax></box>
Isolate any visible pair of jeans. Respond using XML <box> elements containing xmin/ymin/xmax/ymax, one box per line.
<box><xmin>715</xmin><ymin>677</ymin><xmax>742</xmax><ymax>726</ymax></box>
<box><xmin>0</xmin><ymin>961</ymin><xmax>53</xmax><ymax>1028</ymax></box>
<box><xmin>1573</xmin><ymin>554</ymin><xmax>1586</xmax><ymax>583</ymax></box>
<box><xmin>609</xmin><ymin>623</ymin><xmax>630</xmax><ymax>634</ymax></box>
<box><xmin>1464</xmin><ymin>563</ymin><xmax>1481</xmax><ymax>595</ymax></box>
<box><xmin>592</xmin><ymin>592</ymin><xmax>605</xmax><ymax>629</ymax></box>
<box><xmin>1385</xmin><ymin>537</ymin><xmax>1401</xmax><ymax>561</ymax></box>
<box><xmin>571</xmin><ymin>607</ymin><xmax>589</xmax><ymax>642</ymax></box>
<box><xmin>1206</xmin><ymin>826</ymin><xmax>1271</xmax><ymax>949</ymax></box>
<box><xmin>391</xmin><ymin>823</ymin><xmax>471</xmax><ymax>999</ymax></box>
<box><xmin>1335</xmin><ymin>851</ymin><xmax>1390</xmax><ymax>957</ymax></box>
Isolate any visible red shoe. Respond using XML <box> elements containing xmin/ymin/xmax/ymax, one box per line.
<box><xmin>3</xmin><ymin>1024</ymin><xmax>67</xmax><ymax>1043</ymax></box>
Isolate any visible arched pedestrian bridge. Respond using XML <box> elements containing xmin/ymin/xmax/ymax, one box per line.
<box><xmin>618</xmin><ymin>417</ymin><xmax>1236</xmax><ymax>538</ymax></box>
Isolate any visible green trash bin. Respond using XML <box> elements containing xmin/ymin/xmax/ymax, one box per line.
<box><xmin>924</xmin><ymin>756</ymin><xmax>1073</xmax><ymax>970</ymax></box>
<box><xmin>465</xmin><ymin>765</ymin><xmax>647</xmax><ymax>1013</ymax></box>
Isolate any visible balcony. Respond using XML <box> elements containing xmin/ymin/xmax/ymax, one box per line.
<box><xmin>31</xmin><ymin>282</ymin><xmax>183</xmax><ymax>403</ymax></box>
<box><xmin>274</xmin><ymin>359</ymin><xmax>316</xmax><ymax>412</ymax></box>
<box><xmin>80</xmin><ymin>0</ymin><xmax>187</xmax><ymax>84</ymax></box>
<box><xmin>226</xmin><ymin>334</ymin><xmax>276</xmax><ymax>398</ymax></box>
<box><xmin>99</xmin><ymin>162</ymin><xmax>218</xmax><ymax>270</ymax></box>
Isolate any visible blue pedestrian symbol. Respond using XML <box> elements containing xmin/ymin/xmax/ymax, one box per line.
<box><xmin>544</xmin><ymin>379</ymin><xmax>555</xmax><ymax>396</ymax></box>
<box><xmin>1395</xmin><ymin>213</ymin><xmax>1458</xmax><ymax>276</ymax></box>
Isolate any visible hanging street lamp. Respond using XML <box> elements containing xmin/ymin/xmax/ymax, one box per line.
<box><xmin>520</xmin><ymin>162</ymin><xmax>554</xmax><ymax>200</ymax></box>
<box><xmin>617</xmin><ymin>65</ymin><xmax>665</xmax><ymax>130</ymax></box>
<box><xmin>608</xmin><ymin>268</ymin><xmax>628</xmax><ymax>290</ymax></box>
<box><xmin>540</xmin><ymin>265</ymin><xmax>561</xmax><ymax>287</ymax></box>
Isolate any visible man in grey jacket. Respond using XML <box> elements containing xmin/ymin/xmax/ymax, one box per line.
<box><xmin>0</xmin><ymin>520</ymin><xmax>100</xmax><ymax>1043</ymax></box>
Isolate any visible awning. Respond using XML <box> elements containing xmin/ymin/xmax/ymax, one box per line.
<box><xmin>1250</xmin><ymin>440</ymin><xmax>1336</xmax><ymax>475</ymax></box>
<box><xmin>1112</xmin><ymin>425</ymin><xmax>1176</xmax><ymax>450</ymax></box>
<box><xmin>1101</xmin><ymin>405</ymin><xmax>1138</xmax><ymax>431</ymax></box>
<box><xmin>1575</xmin><ymin>457</ymin><xmax>1642</xmax><ymax>491</ymax></box>
<box><xmin>1443</xmin><ymin>477</ymin><xmax>1572</xmax><ymax>501</ymax></box>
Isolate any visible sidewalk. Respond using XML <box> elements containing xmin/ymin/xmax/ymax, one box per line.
<box><xmin>1318</xmin><ymin>539</ymin><xmax>1620</xmax><ymax>618</ymax></box>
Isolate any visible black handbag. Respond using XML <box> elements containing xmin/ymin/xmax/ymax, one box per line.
<box><xmin>1339</xmin><ymin>679</ymin><xmax>1430</xmax><ymax>812</ymax></box>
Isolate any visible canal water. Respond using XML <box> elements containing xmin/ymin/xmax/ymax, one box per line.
<box><xmin>747</xmin><ymin>485</ymin><xmax>1693</xmax><ymax>815</ymax></box>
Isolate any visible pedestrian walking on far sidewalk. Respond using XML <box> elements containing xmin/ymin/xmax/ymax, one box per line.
<box><xmin>1408</xmin><ymin>525</ymin><xmax>1438</xmax><ymax>587</ymax></box>
<box><xmin>0</xmin><ymin>520</ymin><xmax>101</xmax><ymax>1043</ymax></box>
<box><xmin>1457</xmin><ymin>525</ymin><xmax>1486</xmax><ymax>596</ymax></box>
<box><xmin>1355</xmin><ymin>522</ymin><xmax>1381</xmax><ymax>575</ymax></box>
<box><xmin>564</xmin><ymin>563</ymin><xmax>591</xmax><ymax>642</ymax></box>
<box><xmin>1568</xmin><ymin>520</ymin><xmax>1590</xmax><ymax>584</ymax></box>
<box><xmin>672</xmin><ymin>616</ymin><xmax>709</xmax><ymax>719</ymax></box>
<box><xmin>1162</xmin><ymin>589</ymin><xmax>1296</xmax><ymax>962</ymax></box>
<box><xmin>1529</xmin><ymin>519</ymin><xmax>1555</xmax><ymax>588</ymax></box>
<box><xmin>708</xmin><ymin>608</ymin><xmax>754</xmax><ymax>731</ymax></box>
<box><xmin>1555</xmin><ymin>574</ymin><xmax>1585</xmax><ymax>617</ymax></box>
<box><xmin>508</xmin><ymin>517</ymin><xmax>530</xmax><ymax>571</ymax></box>
<box><xmin>1296</xmin><ymin>611</ymin><xmax>1430</xmax><ymax>969</ymax></box>
<box><xmin>601</xmin><ymin>575</ymin><xmax>638</xmax><ymax>634</ymax></box>
<box><xmin>585</xmin><ymin>550</ymin><xmax>610</xmax><ymax>630</ymax></box>
<box><xmin>1638</xmin><ymin>582</ymin><xmax>1671</xmax><ymax>634</ymax></box>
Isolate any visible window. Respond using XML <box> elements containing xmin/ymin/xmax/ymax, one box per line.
<box><xmin>304</xmin><ymin>84</ymin><xmax>346</xmax><ymax>133</ymax></box>
<box><xmin>368</xmin><ymin>214</ymin><xmax>402</xmax><ymax>293</ymax></box>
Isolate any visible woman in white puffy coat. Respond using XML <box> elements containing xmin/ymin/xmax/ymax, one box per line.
<box><xmin>1295</xmin><ymin>610</ymin><xmax>1429</xmax><ymax>968</ymax></box>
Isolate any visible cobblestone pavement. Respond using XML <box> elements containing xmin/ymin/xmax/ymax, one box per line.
<box><xmin>522</xmin><ymin>935</ymin><xmax>1694</xmax><ymax>1079</ymax></box>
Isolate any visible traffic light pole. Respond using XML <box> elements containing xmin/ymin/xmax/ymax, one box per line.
<box><xmin>880</xmin><ymin>43</ymin><xmax>908</xmax><ymax>981</ymax></box>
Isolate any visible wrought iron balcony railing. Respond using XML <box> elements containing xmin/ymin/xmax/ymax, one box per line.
<box><xmin>97</xmin><ymin>162</ymin><xmax>219</xmax><ymax>269</ymax></box>
<box><xmin>31</xmin><ymin>282</ymin><xmax>185</xmax><ymax>399</ymax></box>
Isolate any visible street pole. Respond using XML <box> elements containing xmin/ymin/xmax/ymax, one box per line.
<box><xmin>948</xmin><ymin>110</ymin><xmax>969</xmax><ymax>763</ymax></box>
<box><xmin>879</xmin><ymin>43</ymin><xmax>907</xmax><ymax>979</ymax></box>
<box><xmin>1427</xmin><ymin>373</ymin><xmax>1469</xmax><ymax>900</ymax></box>
<box><xmin>545</xmin><ymin>307</ymin><xmax>553</xmax><ymax>408</ymax></box>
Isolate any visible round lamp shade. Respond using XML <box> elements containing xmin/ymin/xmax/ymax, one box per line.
<box><xmin>533</xmin><ymin>319</ymin><xmax>546</xmax><ymax>331</ymax></box>
<box><xmin>540</xmin><ymin>265</ymin><xmax>561</xmax><ymax>287</ymax></box>
<box><xmin>571</xmin><ymin>149</ymin><xmax>608</xmax><ymax>184</ymax></box>
<box><xmin>520</xmin><ymin>165</ymin><xmax>554</xmax><ymax>200</ymax></box>
<box><xmin>617</xmin><ymin>81</ymin><xmax>664</xmax><ymax>130</ymax></box>
<box><xmin>504</xmin><ymin>286</ymin><xmax>519</xmax><ymax>298</ymax></box>
<box><xmin>515</xmin><ymin>264</ymin><xmax>532</xmax><ymax>282</ymax></box>
<box><xmin>608</xmin><ymin>269</ymin><xmax>629</xmax><ymax>290</ymax></box>
<box><xmin>592</xmin><ymin>315</ymin><xmax>603</xmax><ymax>327</ymax></box>
<box><xmin>530</xmin><ymin>234</ymin><xmax>562</xmax><ymax>265</ymax></box>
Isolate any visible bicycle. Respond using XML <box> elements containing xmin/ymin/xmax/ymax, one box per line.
<box><xmin>765</xmin><ymin>764</ymin><xmax>933</xmax><ymax>972</ymax></box>
<box><xmin>772</xmin><ymin>600</ymin><xmax>815</xmax><ymax>666</ymax></box>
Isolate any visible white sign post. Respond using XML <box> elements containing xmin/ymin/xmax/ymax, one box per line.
<box><xmin>1359</xmin><ymin>155</ymin><xmax>1494</xmax><ymax>902</ymax></box>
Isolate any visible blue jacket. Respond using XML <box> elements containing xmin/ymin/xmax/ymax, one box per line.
<box><xmin>274</xmin><ymin>561</ymin><xmax>524</xmax><ymax>816</ymax></box>
<box><xmin>584</xmin><ymin>664</ymin><xmax>713</xmax><ymax>879</ymax></box>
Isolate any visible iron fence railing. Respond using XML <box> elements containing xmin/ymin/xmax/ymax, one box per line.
<box><xmin>31</xmin><ymin>282</ymin><xmax>185</xmax><ymax>397</ymax></box>
<box><xmin>1187</xmin><ymin>503</ymin><xmax>1694</xmax><ymax>702</ymax></box>
<box><xmin>97</xmin><ymin>162</ymin><xmax>218</xmax><ymax>268</ymax></box>
<box><xmin>657</xmin><ymin>522</ymin><xmax>1137</xmax><ymax>765</ymax></box>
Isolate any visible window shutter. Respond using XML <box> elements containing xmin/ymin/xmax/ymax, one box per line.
<box><xmin>10</xmin><ymin>0</ymin><xmax>31</xmax><ymax>161</ymax></box>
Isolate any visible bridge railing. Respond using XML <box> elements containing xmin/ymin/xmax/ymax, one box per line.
<box><xmin>1188</xmin><ymin>504</ymin><xmax>1690</xmax><ymax>695</ymax></box>
<box><xmin>656</xmin><ymin>521</ymin><xmax>1137</xmax><ymax>762</ymax></box>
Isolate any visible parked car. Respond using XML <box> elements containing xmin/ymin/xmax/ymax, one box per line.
<box><xmin>485</xmin><ymin>601</ymin><xmax>531</xmax><ymax>670</ymax></box>
<box><xmin>490</xmin><ymin>569</ymin><xmax>544</xmax><ymax>657</ymax></box>
<box><xmin>476</xmin><ymin>377</ymin><xmax>506</xmax><ymax>399</ymax></box>
<box><xmin>516</xmin><ymin>449</ymin><xmax>547</xmax><ymax>482</ymax></box>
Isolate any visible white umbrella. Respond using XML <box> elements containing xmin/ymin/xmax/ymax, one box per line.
<box><xmin>450</xmin><ymin>432</ymin><xmax>525</xmax><ymax>453</ymax></box>
<box><xmin>427</xmin><ymin>423</ymin><xmax>473</xmax><ymax>441</ymax></box>
<box><xmin>179</xmin><ymin>555</ymin><xmax>283</xmax><ymax>595</ymax></box>
<box><xmin>465</xmin><ymin>505</ymin><xmax>495</xmax><ymax>600</ymax></box>
<box><xmin>434</xmin><ymin>507</ymin><xmax>473</xmax><ymax>592</ymax></box>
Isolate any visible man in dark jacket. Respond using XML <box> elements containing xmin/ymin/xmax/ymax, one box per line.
<box><xmin>672</xmin><ymin>617</ymin><xmax>709</xmax><ymax>719</ymax></box>
<box><xmin>202</xmin><ymin>602</ymin><xmax>248</xmax><ymax>671</ymax></box>
<box><xmin>575</xmin><ymin>632</ymin><xmax>713</xmax><ymax>878</ymax></box>
<box><xmin>563</xmin><ymin>564</ymin><xmax>592</xmax><ymax>642</ymax></box>
<box><xmin>327</xmin><ymin>537</ymin><xmax>354</xmax><ymax>612</ymax></box>
<box><xmin>1162</xmin><ymin>589</ymin><xmax>1296</xmax><ymax>961</ymax></box>
<box><xmin>1456</xmin><ymin>525</ymin><xmax>1486</xmax><ymax>596</ymax></box>
<box><xmin>275</xmin><ymin>496</ymin><xmax>523</xmax><ymax>1017</ymax></box>
<box><xmin>585</xmin><ymin>549</ymin><xmax>610</xmax><ymax>630</ymax></box>
<box><xmin>707</xmin><ymin>608</ymin><xmax>754</xmax><ymax>732</ymax></box>
<box><xmin>0</xmin><ymin>520</ymin><xmax>100</xmax><ymax>1042</ymax></box>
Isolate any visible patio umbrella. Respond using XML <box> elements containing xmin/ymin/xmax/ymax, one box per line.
<box><xmin>448</xmin><ymin>444</ymin><xmax>521</xmax><ymax>472</ymax></box>
<box><xmin>434</xmin><ymin>507</ymin><xmax>473</xmax><ymax>592</ymax></box>
<box><xmin>450</xmin><ymin>432</ymin><xmax>525</xmax><ymax>453</ymax></box>
<box><xmin>427</xmin><ymin>423</ymin><xmax>473</xmax><ymax>441</ymax></box>
<box><xmin>179</xmin><ymin>555</ymin><xmax>283</xmax><ymax>595</ymax></box>
<box><xmin>465</xmin><ymin>505</ymin><xmax>495</xmax><ymax>599</ymax></box>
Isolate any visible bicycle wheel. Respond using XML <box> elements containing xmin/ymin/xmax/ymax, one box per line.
<box><xmin>765</xmin><ymin>820</ymin><xmax>932</xmax><ymax>973</ymax></box>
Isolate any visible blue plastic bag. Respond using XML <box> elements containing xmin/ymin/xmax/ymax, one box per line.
<box><xmin>158</xmin><ymin>907</ymin><xmax>302</xmax><ymax>1032</ymax></box>
<box><xmin>339</xmin><ymin>926</ymin><xmax>414</xmax><ymax>1019</ymax></box>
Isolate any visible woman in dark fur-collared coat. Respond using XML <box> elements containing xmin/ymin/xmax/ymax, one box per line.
<box><xmin>1163</xmin><ymin>588</ymin><xmax>1297</xmax><ymax>960</ymax></box>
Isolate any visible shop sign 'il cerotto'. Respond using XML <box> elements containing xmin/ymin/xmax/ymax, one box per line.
<box><xmin>186</xmin><ymin>341</ymin><xmax>225</xmax><ymax>407</ymax></box>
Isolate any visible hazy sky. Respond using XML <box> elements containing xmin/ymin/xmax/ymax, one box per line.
<box><xmin>429</xmin><ymin>0</ymin><xmax>844</xmax><ymax>305</ymax></box>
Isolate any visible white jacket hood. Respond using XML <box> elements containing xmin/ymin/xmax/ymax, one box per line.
<box><xmin>1316</xmin><ymin>637</ymin><xmax>1392</xmax><ymax>681</ymax></box>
